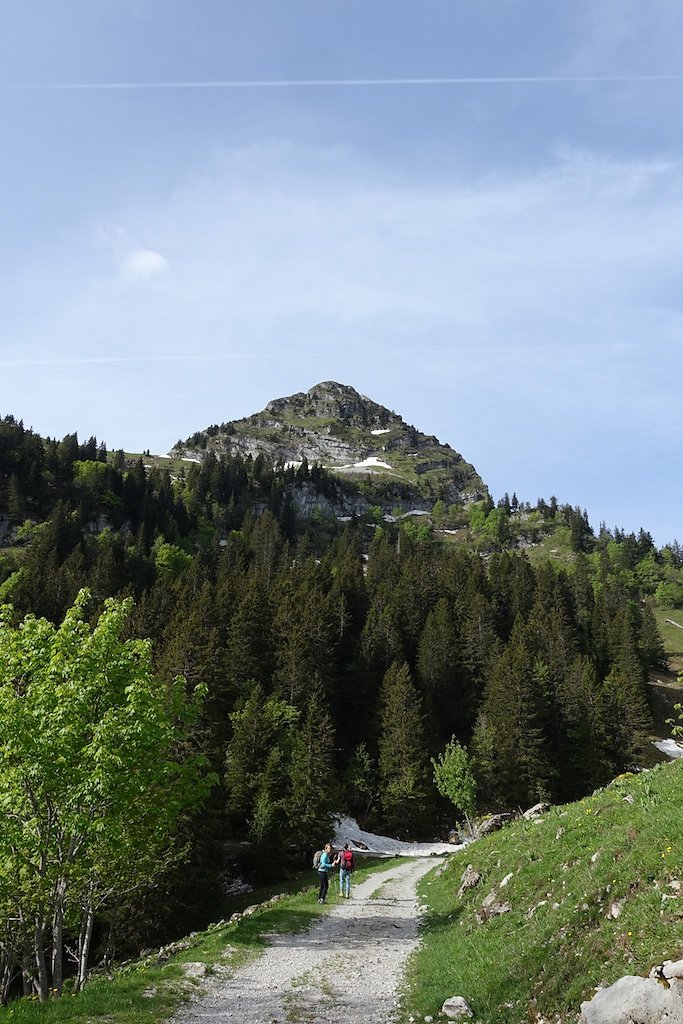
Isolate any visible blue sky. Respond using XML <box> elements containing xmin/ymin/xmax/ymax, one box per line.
<box><xmin>1</xmin><ymin>1</ymin><xmax>682</xmax><ymax>545</ymax></box>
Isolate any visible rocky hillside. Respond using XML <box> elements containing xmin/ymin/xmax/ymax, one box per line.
<box><xmin>171</xmin><ymin>381</ymin><xmax>488</xmax><ymax>512</ymax></box>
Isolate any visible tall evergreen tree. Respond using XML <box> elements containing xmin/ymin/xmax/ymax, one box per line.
<box><xmin>225</xmin><ymin>573</ymin><xmax>275</xmax><ymax>696</ymax></box>
<box><xmin>285</xmin><ymin>681</ymin><xmax>336</xmax><ymax>848</ymax></box>
<box><xmin>416</xmin><ymin>597</ymin><xmax>469</xmax><ymax>746</ymax></box>
<box><xmin>474</xmin><ymin>624</ymin><xmax>553</xmax><ymax>807</ymax></box>
<box><xmin>377</xmin><ymin>661</ymin><xmax>432</xmax><ymax>835</ymax></box>
<box><xmin>224</xmin><ymin>683</ymin><xmax>297</xmax><ymax>837</ymax></box>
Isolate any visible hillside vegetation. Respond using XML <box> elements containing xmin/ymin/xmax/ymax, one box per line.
<box><xmin>2</xmin><ymin>396</ymin><xmax>683</xmax><ymax>1004</ymax></box>
<box><xmin>2</xmin><ymin>764</ymin><xmax>682</xmax><ymax>1024</ymax></box>
<box><xmin>405</xmin><ymin>759</ymin><xmax>683</xmax><ymax>1024</ymax></box>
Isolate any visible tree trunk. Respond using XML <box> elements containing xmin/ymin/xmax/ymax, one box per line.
<box><xmin>22</xmin><ymin>965</ymin><xmax>33</xmax><ymax>997</ymax></box>
<box><xmin>75</xmin><ymin>903</ymin><xmax>94</xmax><ymax>992</ymax></box>
<box><xmin>33</xmin><ymin>920</ymin><xmax>49</xmax><ymax>1003</ymax></box>
<box><xmin>51</xmin><ymin>876</ymin><xmax>68</xmax><ymax>996</ymax></box>
<box><xmin>0</xmin><ymin>958</ymin><xmax>12</xmax><ymax>1004</ymax></box>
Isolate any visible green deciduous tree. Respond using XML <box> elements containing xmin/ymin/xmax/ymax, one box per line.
<box><xmin>0</xmin><ymin>590</ymin><xmax>211</xmax><ymax>1001</ymax></box>
<box><xmin>431</xmin><ymin>738</ymin><xmax>477</xmax><ymax>834</ymax></box>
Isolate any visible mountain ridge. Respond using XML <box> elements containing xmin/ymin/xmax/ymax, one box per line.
<box><xmin>171</xmin><ymin>380</ymin><xmax>488</xmax><ymax>514</ymax></box>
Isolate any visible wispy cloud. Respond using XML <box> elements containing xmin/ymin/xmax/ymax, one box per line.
<box><xmin>1</xmin><ymin>140</ymin><xmax>682</xmax><ymax>539</ymax></box>
<box><xmin>6</xmin><ymin>143</ymin><xmax>683</xmax><ymax>351</ymax></box>
<box><xmin>95</xmin><ymin>223</ymin><xmax>168</xmax><ymax>280</ymax></box>
<box><xmin>4</xmin><ymin>141</ymin><xmax>683</xmax><ymax>375</ymax></box>
<box><xmin>121</xmin><ymin>248</ymin><xmax>168</xmax><ymax>280</ymax></box>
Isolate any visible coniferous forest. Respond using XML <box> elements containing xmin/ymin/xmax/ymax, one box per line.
<box><xmin>0</xmin><ymin>411</ymin><xmax>681</xmax><ymax>997</ymax></box>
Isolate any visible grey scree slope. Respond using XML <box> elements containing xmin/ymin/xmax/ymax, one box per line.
<box><xmin>171</xmin><ymin>855</ymin><xmax>443</xmax><ymax>1024</ymax></box>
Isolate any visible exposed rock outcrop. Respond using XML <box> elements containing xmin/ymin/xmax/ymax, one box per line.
<box><xmin>171</xmin><ymin>381</ymin><xmax>488</xmax><ymax>517</ymax></box>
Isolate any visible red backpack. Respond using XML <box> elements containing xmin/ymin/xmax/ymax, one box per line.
<box><xmin>341</xmin><ymin>849</ymin><xmax>354</xmax><ymax>872</ymax></box>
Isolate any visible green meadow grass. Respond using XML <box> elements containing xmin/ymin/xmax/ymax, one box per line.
<box><xmin>0</xmin><ymin>858</ymin><xmax>392</xmax><ymax>1023</ymax></box>
<box><xmin>652</xmin><ymin>607</ymin><xmax>683</xmax><ymax>675</ymax></box>
<box><xmin>402</xmin><ymin>760</ymin><xmax>683</xmax><ymax>1024</ymax></box>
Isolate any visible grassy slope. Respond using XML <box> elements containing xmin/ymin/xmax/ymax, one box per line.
<box><xmin>0</xmin><ymin>858</ymin><xmax>392</xmax><ymax>1024</ymax></box>
<box><xmin>403</xmin><ymin>760</ymin><xmax>683</xmax><ymax>1024</ymax></box>
<box><xmin>653</xmin><ymin>607</ymin><xmax>683</xmax><ymax>678</ymax></box>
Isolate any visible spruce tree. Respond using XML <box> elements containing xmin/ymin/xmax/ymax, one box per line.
<box><xmin>377</xmin><ymin>661</ymin><xmax>432</xmax><ymax>835</ymax></box>
<box><xmin>476</xmin><ymin>624</ymin><xmax>553</xmax><ymax>807</ymax></box>
<box><xmin>285</xmin><ymin>681</ymin><xmax>336</xmax><ymax>848</ymax></box>
<box><xmin>557</xmin><ymin>655</ymin><xmax>610</xmax><ymax>794</ymax></box>
<box><xmin>225</xmin><ymin>574</ymin><xmax>275</xmax><ymax>696</ymax></box>
<box><xmin>416</xmin><ymin>597</ymin><xmax>468</xmax><ymax>746</ymax></box>
<box><xmin>224</xmin><ymin>683</ymin><xmax>297</xmax><ymax>833</ymax></box>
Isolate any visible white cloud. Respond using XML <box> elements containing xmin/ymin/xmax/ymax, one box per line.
<box><xmin>8</xmin><ymin>143</ymin><xmax>683</xmax><ymax>367</ymax></box>
<box><xmin>2</xmin><ymin>140</ymin><xmax>683</xmax><ymax>541</ymax></box>
<box><xmin>121</xmin><ymin>248</ymin><xmax>168</xmax><ymax>280</ymax></box>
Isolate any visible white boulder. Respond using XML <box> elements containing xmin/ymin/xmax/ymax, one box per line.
<box><xmin>442</xmin><ymin>995</ymin><xmax>474</xmax><ymax>1018</ymax></box>
<box><xmin>579</xmin><ymin>975</ymin><xmax>683</xmax><ymax>1023</ymax></box>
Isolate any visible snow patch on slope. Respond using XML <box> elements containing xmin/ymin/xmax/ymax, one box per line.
<box><xmin>654</xmin><ymin>738</ymin><xmax>683</xmax><ymax>759</ymax></box>
<box><xmin>332</xmin><ymin>815</ymin><xmax>464</xmax><ymax>857</ymax></box>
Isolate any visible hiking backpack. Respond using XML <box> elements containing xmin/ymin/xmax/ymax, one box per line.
<box><xmin>312</xmin><ymin>849</ymin><xmax>323</xmax><ymax>869</ymax></box>
<box><xmin>341</xmin><ymin>849</ymin><xmax>354</xmax><ymax>872</ymax></box>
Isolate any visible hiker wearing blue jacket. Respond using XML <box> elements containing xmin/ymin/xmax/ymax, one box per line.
<box><xmin>317</xmin><ymin>843</ymin><xmax>334</xmax><ymax>903</ymax></box>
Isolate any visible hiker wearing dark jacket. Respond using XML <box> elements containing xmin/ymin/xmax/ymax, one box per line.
<box><xmin>338</xmin><ymin>842</ymin><xmax>354</xmax><ymax>898</ymax></box>
<box><xmin>317</xmin><ymin>843</ymin><xmax>334</xmax><ymax>903</ymax></box>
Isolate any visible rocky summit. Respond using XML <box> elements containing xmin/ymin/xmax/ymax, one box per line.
<box><xmin>171</xmin><ymin>381</ymin><xmax>488</xmax><ymax>514</ymax></box>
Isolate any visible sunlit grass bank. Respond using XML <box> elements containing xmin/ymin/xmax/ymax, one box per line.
<box><xmin>402</xmin><ymin>760</ymin><xmax>683</xmax><ymax>1024</ymax></box>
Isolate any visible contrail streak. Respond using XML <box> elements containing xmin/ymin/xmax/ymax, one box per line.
<box><xmin>20</xmin><ymin>74</ymin><xmax>683</xmax><ymax>91</ymax></box>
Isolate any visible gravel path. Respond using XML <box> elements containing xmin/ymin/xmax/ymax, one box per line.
<box><xmin>172</xmin><ymin>856</ymin><xmax>442</xmax><ymax>1024</ymax></box>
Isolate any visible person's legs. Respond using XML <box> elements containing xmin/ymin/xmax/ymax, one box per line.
<box><xmin>344</xmin><ymin>870</ymin><xmax>351</xmax><ymax>897</ymax></box>
<box><xmin>339</xmin><ymin>868</ymin><xmax>344</xmax><ymax>895</ymax></box>
<box><xmin>318</xmin><ymin>870</ymin><xmax>329</xmax><ymax>902</ymax></box>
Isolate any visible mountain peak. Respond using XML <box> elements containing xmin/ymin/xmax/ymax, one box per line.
<box><xmin>265</xmin><ymin>381</ymin><xmax>401</xmax><ymax>431</ymax></box>
<box><xmin>173</xmin><ymin>382</ymin><xmax>488</xmax><ymax>513</ymax></box>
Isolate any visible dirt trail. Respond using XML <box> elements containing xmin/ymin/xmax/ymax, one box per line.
<box><xmin>171</xmin><ymin>856</ymin><xmax>442</xmax><ymax>1024</ymax></box>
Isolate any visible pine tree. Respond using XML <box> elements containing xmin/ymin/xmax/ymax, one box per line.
<box><xmin>359</xmin><ymin>593</ymin><xmax>406</xmax><ymax>677</ymax></box>
<box><xmin>284</xmin><ymin>681</ymin><xmax>336</xmax><ymax>848</ymax></box>
<box><xmin>342</xmin><ymin>742</ymin><xmax>378</xmax><ymax>823</ymax></box>
<box><xmin>638</xmin><ymin>603</ymin><xmax>667</xmax><ymax>672</ymax></box>
<box><xmin>557</xmin><ymin>655</ymin><xmax>610</xmax><ymax>794</ymax></box>
<box><xmin>377</xmin><ymin>662</ymin><xmax>432</xmax><ymax>835</ymax></box>
<box><xmin>600</xmin><ymin>667</ymin><xmax>652</xmax><ymax>767</ymax></box>
<box><xmin>225</xmin><ymin>574</ymin><xmax>275</xmax><ymax>696</ymax></box>
<box><xmin>272</xmin><ymin>574</ymin><xmax>336</xmax><ymax>710</ymax></box>
<box><xmin>475</xmin><ymin>625</ymin><xmax>553</xmax><ymax>807</ymax></box>
<box><xmin>224</xmin><ymin>683</ymin><xmax>297</xmax><ymax>833</ymax></box>
<box><xmin>416</xmin><ymin>597</ymin><xmax>468</xmax><ymax>746</ymax></box>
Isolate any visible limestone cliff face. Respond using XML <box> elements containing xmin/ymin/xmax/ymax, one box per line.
<box><xmin>172</xmin><ymin>381</ymin><xmax>488</xmax><ymax>513</ymax></box>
